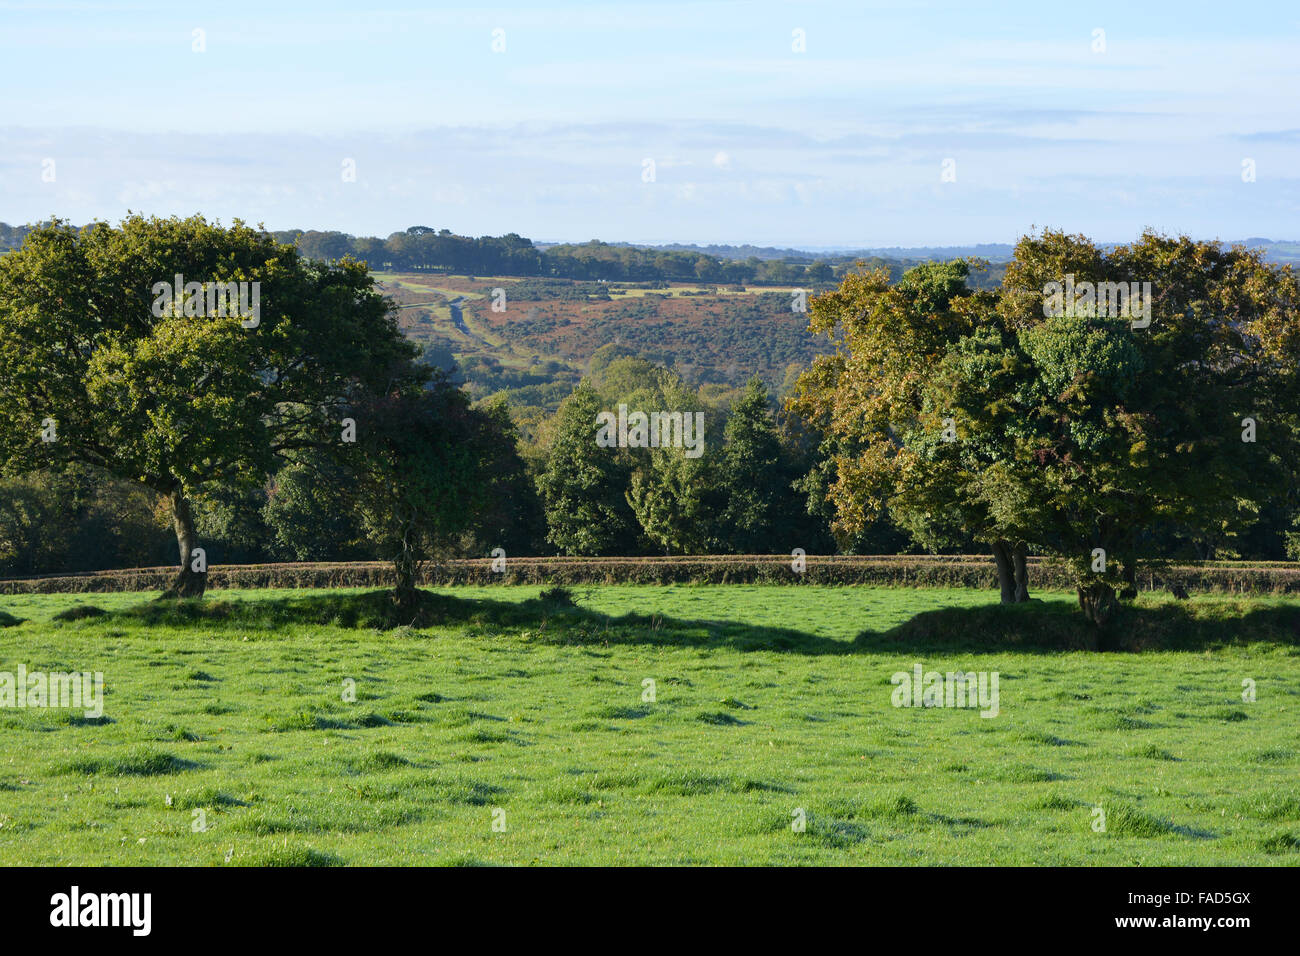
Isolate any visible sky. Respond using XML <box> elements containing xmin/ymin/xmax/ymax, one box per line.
<box><xmin>1</xmin><ymin>0</ymin><xmax>1298</xmax><ymax>248</ymax></box>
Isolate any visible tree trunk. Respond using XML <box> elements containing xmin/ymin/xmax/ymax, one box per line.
<box><xmin>393</xmin><ymin>554</ymin><xmax>418</xmax><ymax>610</ymax></box>
<box><xmin>160</xmin><ymin>489</ymin><xmax>206</xmax><ymax>599</ymax></box>
<box><xmin>1118</xmin><ymin>560</ymin><xmax>1138</xmax><ymax>601</ymax></box>
<box><xmin>1077</xmin><ymin>582</ymin><xmax>1118</xmax><ymax>628</ymax></box>
<box><xmin>1012</xmin><ymin>543</ymin><xmax>1031</xmax><ymax>603</ymax></box>
<box><xmin>392</xmin><ymin>520</ymin><xmax>421</xmax><ymax>614</ymax></box>
<box><xmin>991</xmin><ymin>540</ymin><xmax>1015</xmax><ymax>604</ymax></box>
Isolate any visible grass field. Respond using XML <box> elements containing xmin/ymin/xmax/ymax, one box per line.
<box><xmin>1</xmin><ymin>584</ymin><xmax>1298</xmax><ymax>866</ymax></box>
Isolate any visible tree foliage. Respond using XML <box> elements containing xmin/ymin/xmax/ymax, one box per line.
<box><xmin>537</xmin><ymin>383</ymin><xmax>640</xmax><ymax>555</ymax></box>
<box><xmin>791</xmin><ymin>231</ymin><xmax>1300</xmax><ymax>627</ymax></box>
<box><xmin>346</xmin><ymin>378</ymin><xmax>507</xmax><ymax>608</ymax></box>
<box><xmin>0</xmin><ymin>215</ymin><xmax>419</xmax><ymax>596</ymax></box>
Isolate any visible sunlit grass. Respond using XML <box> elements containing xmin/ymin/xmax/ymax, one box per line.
<box><xmin>0</xmin><ymin>585</ymin><xmax>1297</xmax><ymax>865</ymax></box>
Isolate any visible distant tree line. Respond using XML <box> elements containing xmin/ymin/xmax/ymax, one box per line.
<box><xmin>5</xmin><ymin>220</ymin><xmax>1008</xmax><ymax>287</ymax></box>
<box><xmin>272</xmin><ymin>227</ymin><xmax>1007</xmax><ymax>288</ymax></box>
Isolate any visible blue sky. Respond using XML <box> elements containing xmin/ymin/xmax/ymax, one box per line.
<box><xmin>2</xmin><ymin>0</ymin><xmax>1297</xmax><ymax>247</ymax></box>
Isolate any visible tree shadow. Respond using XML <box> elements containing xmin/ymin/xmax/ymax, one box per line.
<box><xmin>126</xmin><ymin>588</ymin><xmax>857</xmax><ymax>655</ymax></box>
<box><xmin>854</xmin><ymin>598</ymin><xmax>1300</xmax><ymax>654</ymax></box>
<box><xmin>98</xmin><ymin>587</ymin><xmax>1300</xmax><ymax>656</ymax></box>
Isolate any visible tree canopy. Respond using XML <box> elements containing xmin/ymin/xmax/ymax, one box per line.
<box><xmin>0</xmin><ymin>215</ymin><xmax>420</xmax><ymax>596</ymax></box>
<box><xmin>791</xmin><ymin>231</ymin><xmax>1300</xmax><ymax>627</ymax></box>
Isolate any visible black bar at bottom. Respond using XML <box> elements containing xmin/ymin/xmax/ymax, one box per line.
<box><xmin>0</xmin><ymin>865</ymin><xmax>1281</xmax><ymax>941</ymax></box>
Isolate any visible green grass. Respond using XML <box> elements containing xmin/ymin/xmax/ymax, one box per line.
<box><xmin>0</xmin><ymin>584</ymin><xmax>1297</xmax><ymax>865</ymax></box>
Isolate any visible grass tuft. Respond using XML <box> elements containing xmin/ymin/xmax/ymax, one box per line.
<box><xmin>246</xmin><ymin>847</ymin><xmax>344</xmax><ymax>867</ymax></box>
<box><xmin>1233</xmin><ymin>791</ymin><xmax>1300</xmax><ymax>821</ymax></box>
<box><xmin>57</xmin><ymin>748</ymin><xmax>194</xmax><ymax>777</ymax></box>
<box><xmin>1129</xmin><ymin>744</ymin><xmax>1179</xmax><ymax>761</ymax></box>
<box><xmin>52</xmin><ymin>605</ymin><xmax>107</xmax><ymax>622</ymax></box>
<box><xmin>1260</xmin><ymin>832</ymin><xmax>1300</xmax><ymax>854</ymax></box>
<box><xmin>1102</xmin><ymin>803</ymin><xmax>1178</xmax><ymax>837</ymax></box>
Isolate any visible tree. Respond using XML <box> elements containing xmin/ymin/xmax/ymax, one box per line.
<box><xmin>805</xmin><ymin>260</ymin><xmax>834</xmax><ymax>284</ymax></box>
<box><xmin>293</xmin><ymin>230</ymin><xmax>355</xmax><ymax>262</ymax></box>
<box><xmin>626</xmin><ymin>447</ymin><xmax>718</xmax><ymax>554</ymax></box>
<box><xmin>0</xmin><ymin>215</ymin><xmax>419</xmax><ymax>597</ymax></box>
<box><xmin>604</xmin><ymin>364</ymin><xmax>722</xmax><ymax>554</ymax></box>
<box><xmin>537</xmin><ymin>383</ymin><xmax>639</xmax><ymax>555</ymax></box>
<box><xmin>978</xmin><ymin>230</ymin><xmax>1300</xmax><ymax>625</ymax></box>
<box><xmin>792</xmin><ymin>236</ymin><xmax>1300</xmax><ymax>626</ymax></box>
<box><xmin>718</xmin><ymin>377</ymin><xmax>793</xmax><ymax>553</ymax></box>
<box><xmin>0</xmin><ymin>466</ymin><xmax>170</xmax><ymax>575</ymax></box>
<box><xmin>905</xmin><ymin>326</ymin><xmax>1038</xmax><ymax>601</ymax></box>
<box><xmin>931</xmin><ymin>313</ymin><xmax>1151</xmax><ymax>621</ymax></box>
<box><xmin>263</xmin><ymin>453</ymin><xmax>369</xmax><ymax>562</ymax></box>
<box><xmin>346</xmin><ymin>379</ymin><xmax>503</xmax><ymax>611</ymax></box>
<box><xmin>787</xmin><ymin>259</ymin><xmax>1033</xmax><ymax>601</ymax></box>
<box><xmin>192</xmin><ymin>481</ymin><xmax>273</xmax><ymax>565</ymax></box>
<box><xmin>461</xmin><ymin>400</ymin><xmax>547</xmax><ymax>557</ymax></box>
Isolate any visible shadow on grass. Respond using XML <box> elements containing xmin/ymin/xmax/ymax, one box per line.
<box><xmin>866</xmin><ymin>598</ymin><xmax>1300</xmax><ymax>654</ymax></box>
<box><xmin>118</xmin><ymin>589</ymin><xmax>855</xmax><ymax>655</ymax></box>
<box><xmin>55</xmin><ymin>587</ymin><xmax>1300</xmax><ymax>656</ymax></box>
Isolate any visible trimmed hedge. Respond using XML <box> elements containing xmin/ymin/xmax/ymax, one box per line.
<box><xmin>2</xmin><ymin>555</ymin><xmax>1299</xmax><ymax>595</ymax></box>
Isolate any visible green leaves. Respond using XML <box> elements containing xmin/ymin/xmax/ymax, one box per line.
<box><xmin>717</xmin><ymin>377</ymin><xmax>799</xmax><ymax>553</ymax></box>
<box><xmin>346</xmin><ymin>382</ymin><xmax>506</xmax><ymax>597</ymax></box>
<box><xmin>0</xmin><ymin>215</ymin><xmax>417</xmax><ymax>492</ymax></box>
<box><xmin>627</xmin><ymin>447</ymin><xmax>717</xmax><ymax>555</ymax></box>
<box><xmin>791</xmin><ymin>230</ymin><xmax>1300</xmax><ymax>617</ymax></box>
<box><xmin>537</xmin><ymin>384</ymin><xmax>639</xmax><ymax>556</ymax></box>
<box><xmin>0</xmin><ymin>215</ymin><xmax>424</xmax><ymax>594</ymax></box>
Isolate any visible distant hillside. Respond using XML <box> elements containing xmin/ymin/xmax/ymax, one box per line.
<box><xmin>374</xmin><ymin>272</ymin><xmax>838</xmax><ymax>423</ymax></box>
<box><xmin>538</xmin><ymin>240</ymin><xmax>851</xmax><ymax>262</ymax></box>
<box><xmin>599</xmin><ymin>241</ymin><xmax>1019</xmax><ymax>262</ymax></box>
<box><xmin>850</xmin><ymin>243</ymin><xmax>1017</xmax><ymax>260</ymax></box>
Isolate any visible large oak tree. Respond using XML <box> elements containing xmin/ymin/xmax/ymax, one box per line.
<box><xmin>0</xmin><ymin>215</ymin><xmax>419</xmax><ymax>597</ymax></box>
<box><xmin>790</xmin><ymin>233</ymin><xmax>1300</xmax><ymax>628</ymax></box>
<box><xmin>787</xmin><ymin>258</ymin><xmax>1035</xmax><ymax>601</ymax></box>
<box><xmin>986</xmin><ymin>230</ymin><xmax>1300</xmax><ymax>624</ymax></box>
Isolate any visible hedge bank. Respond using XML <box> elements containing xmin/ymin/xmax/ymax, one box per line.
<box><xmin>3</xmin><ymin>555</ymin><xmax>1298</xmax><ymax>595</ymax></box>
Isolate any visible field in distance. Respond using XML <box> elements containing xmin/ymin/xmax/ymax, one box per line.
<box><xmin>1</xmin><ymin>584</ymin><xmax>1297</xmax><ymax>865</ymax></box>
<box><xmin>373</xmin><ymin>272</ymin><xmax>830</xmax><ymax>413</ymax></box>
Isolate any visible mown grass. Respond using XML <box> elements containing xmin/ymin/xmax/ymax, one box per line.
<box><xmin>0</xmin><ymin>584</ymin><xmax>1297</xmax><ymax>865</ymax></box>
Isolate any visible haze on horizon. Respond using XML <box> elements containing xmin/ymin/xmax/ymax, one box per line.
<box><xmin>2</xmin><ymin>0</ymin><xmax>1297</xmax><ymax>248</ymax></box>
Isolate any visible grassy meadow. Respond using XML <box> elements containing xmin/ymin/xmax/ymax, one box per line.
<box><xmin>0</xmin><ymin>584</ymin><xmax>1298</xmax><ymax>866</ymax></box>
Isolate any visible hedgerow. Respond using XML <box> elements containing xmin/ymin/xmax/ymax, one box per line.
<box><xmin>2</xmin><ymin>555</ymin><xmax>1297</xmax><ymax>595</ymax></box>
